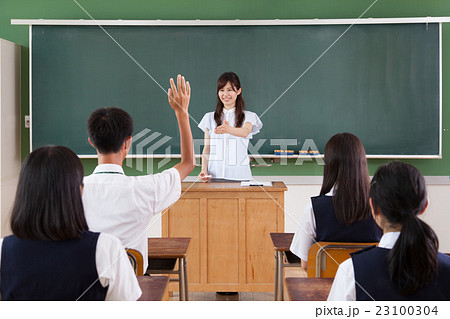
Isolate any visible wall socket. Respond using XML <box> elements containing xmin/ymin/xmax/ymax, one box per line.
<box><xmin>24</xmin><ymin>115</ymin><xmax>30</xmax><ymax>128</ymax></box>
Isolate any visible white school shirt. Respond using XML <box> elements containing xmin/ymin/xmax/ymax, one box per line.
<box><xmin>290</xmin><ymin>188</ymin><xmax>335</xmax><ymax>261</ymax></box>
<box><xmin>82</xmin><ymin>164</ymin><xmax>181</xmax><ymax>271</ymax></box>
<box><xmin>0</xmin><ymin>232</ymin><xmax>142</xmax><ymax>301</ymax></box>
<box><xmin>327</xmin><ymin>231</ymin><xmax>400</xmax><ymax>301</ymax></box>
<box><xmin>198</xmin><ymin>108</ymin><xmax>263</xmax><ymax>181</ymax></box>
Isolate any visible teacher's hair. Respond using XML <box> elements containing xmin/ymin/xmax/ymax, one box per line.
<box><xmin>370</xmin><ymin>161</ymin><xmax>439</xmax><ymax>295</ymax></box>
<box><xmin>87</xmin><ymin>107</ymin><xmax>134</xmax><ymax>154</ymax></box>
<box><xmin>214</xmin><ymin>72</ymin><xmax>245</xmax><ymax>128</ymax></box>
<box><xmin>10</xmin><ymin>146</ymin><xmax>88</xmax><ymax>241</ymax></box>
<box><xmin>320</xmin><ymin>132</ymin><xmax>371</xmax><ymax>224</ymax></box>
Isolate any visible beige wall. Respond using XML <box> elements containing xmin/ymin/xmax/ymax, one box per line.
<box><xmin>152</xmin><ymin>177</ymin><xmax>450</xmax><ymax>253</ymax></box>
<box><xmin>0</xmin><ymin>39</ymin><xmax>21</xmax><ymax>237</ymax></box>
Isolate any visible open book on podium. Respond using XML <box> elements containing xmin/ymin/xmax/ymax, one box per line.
<box><xmin>240</xmin><ymin>181</ymin><xmax>273</xmax><ymax>187</ymax></box>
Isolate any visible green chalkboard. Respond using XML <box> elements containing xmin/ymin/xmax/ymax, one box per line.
<box><xmin>31</xmin><ymin>23</ymin><xmax>440</xmax><ymax>156</ymax></box>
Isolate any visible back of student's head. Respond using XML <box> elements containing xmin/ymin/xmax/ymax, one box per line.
<box><xmin>370</xmin><ymin>161</ymin><xmax>439</xmax><ymax>295</ymax></box>
<box><xmin>321</xmin><ymin>132</ymin><xmax>370</xmax><ymax>224</ymax></box>
<box><xmin>11</xmin><ymin>146</ymin><xmax>88</xmax><ymax>241</ymax></box>
<box><xmin>87</xmin><ymin>107</ymin><xmax>133</xmax><ymax>154</ymax></box>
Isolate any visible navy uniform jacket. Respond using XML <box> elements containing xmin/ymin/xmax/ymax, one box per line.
<box><xmin>1</xmin><ymin>231</ymin><xmax>107</xmax><ymax>301</ymax></box>
<box><xmin>312</xmin><ymin>195</ymin><xmax>382</xmax><ymax>243</ymax></box>
<box><xmin>352</xmin><ymin>246</ymin><xmax>450</xmax><ymax>301</ymax></box>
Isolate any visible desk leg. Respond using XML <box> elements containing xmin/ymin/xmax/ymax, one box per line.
<box><xmin>274</xmin><ymin>252</ymin><xmax>279</xmax><ymax>301</ymax></box>
<box><xmin>182</xmin><ymin>257</ymin><xmax>189</xmax><ymax>301</ymax></box>
<box><xmin>277</xmin><ymin>251</ymin><xmax>284</xmax><ymax>301</ymax></box>
<box><xmin>179</xmin><ymin>258</ymin><xmax>186</xmax><ymax>301</ymax></box>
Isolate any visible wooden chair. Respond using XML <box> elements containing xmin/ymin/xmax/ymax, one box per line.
<box><xmin>307</xmin><ymin>241</ymin><xmax>378</xmax><ymax>278</ymax></box>
<box><xmin>126</xmin><ymin>248</ymin><xmax>144</xmax><ymax>276</ymax></box>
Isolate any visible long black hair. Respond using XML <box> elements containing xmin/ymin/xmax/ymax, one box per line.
<box><xmin>10</xmin><ymin>146</ymin><xmax>88</xmax><ymax>241</ymax></box>
<box><xmin>370</xmin><ymin>161</ymin><xmax>439</xmax><ymax>295</ymax></box>
<box><xmin>320</xmin><ymin>133</ymin><xmax>371</xmax><ymax>224</ymax></box>
<box><xmin>214</xmin><ymin>72</ymin><xmax>245</xmax><ymax>128</ymax></box>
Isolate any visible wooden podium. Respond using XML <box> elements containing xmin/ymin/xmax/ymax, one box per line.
<box><xmin>162</xmin><ymin>181</ymin><xmax>287</xmax><ymax>292</ymax></box>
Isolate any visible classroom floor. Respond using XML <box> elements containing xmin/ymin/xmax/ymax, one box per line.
<box><xmin>167</xmin><ymin>267</ymin><xmax>306</xmax><ymax>301</ymax></box>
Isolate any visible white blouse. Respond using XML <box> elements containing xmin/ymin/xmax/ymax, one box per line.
<box><xmin>290</xmin><ymin>189</ymin><xmax>335</xmax><ymax>261</ymax></box>
<box><xmin>198</xmin><ymin>108</ymin><xmax>262</xmax><ymax>181</ymax></box>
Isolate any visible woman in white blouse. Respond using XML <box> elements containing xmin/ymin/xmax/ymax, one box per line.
<box><xmin>198</xmin><ymin>72</ymin><xmax>262</xmax><ymax>181</ymax></box>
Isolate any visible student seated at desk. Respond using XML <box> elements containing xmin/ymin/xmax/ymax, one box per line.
<box><xmin>328</xmin><ymin>162</ymin><xmax>450</xmax><ymax>300</ymax></box>
<box><xmin>290</xmin><ymin>133</ymin><xmax>382</xmax><ymax>269</ymax></box>
<box><xmin>0</xmin><ymin>146</ymin><xmax>140</xmax><ymax>300</ymax></box>
<box><xmin>82</xmin><ymin>75</ymin><xmax>194</xmax><ymax>271</ymax></box>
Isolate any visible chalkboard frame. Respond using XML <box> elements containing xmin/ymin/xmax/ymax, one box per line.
<box><xmin>19</xmin><ymin>18</ymin><xmax>446</xmax><ymax>159</ymax></box>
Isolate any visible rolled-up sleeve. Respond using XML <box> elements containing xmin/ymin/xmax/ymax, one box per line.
<box><xmin>133</xmin><ymin>168</ymin><xmax>181</xmax><ymax>215</ymax></box>
<box><xmin>198</xmin><ymin>112</ymin><xmax>213</xmax><ymax>133</ymax></box>
<box><xmin>290</xmin><ymin>201</ymin><xmax>316</xmax><ymax>261</ymax></box>
<box><xmin>244</xmin><ymin>112</ymin><xmax>263</xmax><ymax>138</ymax></box>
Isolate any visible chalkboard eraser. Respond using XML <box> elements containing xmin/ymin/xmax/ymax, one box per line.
<box><xmin>274</xmin><ymin>150</ymin><xmax>294</xmax><ymax>155</ymax></box>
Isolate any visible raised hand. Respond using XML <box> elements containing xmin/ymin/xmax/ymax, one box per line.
<box><xmin>168</xmin><ymin>74</ymin><xmax>191</xmax><ymax>116</ymax></box>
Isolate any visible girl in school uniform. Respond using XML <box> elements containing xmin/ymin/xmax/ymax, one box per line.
<box><xmin>198</xmin><ymin>72</ymin><xmax>262</xmax><ymax>182</ymax></box>
<box><xmin>328</xmin><ymin>161</ymin><xmax>450</xmax><ymax>300</ymax></box>
<box><xmin>0</xmin><ymin>146</ymin><xmax>140</xmax><ymax>300</ymax></box>
<box><xmin>289</xmin><ymin>133</ymin><xmax>382</xmax><ymax>269</ymax></box>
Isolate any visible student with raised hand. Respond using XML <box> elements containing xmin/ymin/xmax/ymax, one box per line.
<box><xmin>82</xmin><ymin>75</ymin><xmax>194</xmax><ymax>272</ymax></box>
<box><xmin>198</xmin><ymin>72</ymin><xmax>262</xmax><ymax>182</ymax></box>
<box><xmin>290</xmin><ymin>133</ymin><xmax>382</xmax><ymax>269</ymax></box>
<box><xmin>0</xmin><ymin>146</ymin><xmax>140</xmax><ymax>300</ymax></box>
<box><xmin>328</xmin><ymin>162</ymin><xmax>450</xmax><ymax>301</ymax></box>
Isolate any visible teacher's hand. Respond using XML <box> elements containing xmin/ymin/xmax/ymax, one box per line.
<box><xmin>214</xmin><ymin>121</ymin><xmax>232</xmax><ymax>134</ymax></box>
<box><xmin>198</xmin><ymin>171</ymin><xmax>211</xmax><ymax>183</ymax></box>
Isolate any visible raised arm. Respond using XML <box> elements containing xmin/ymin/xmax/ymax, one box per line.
<box><xmin>214</xmin><ymin>121</ymin><xmax>253</xmax><ymax>138</ymax></box>
<box><xmin>168</xmin><ymin>75</ymin><xmax>195</xmax><ymax>180</ymax></box>
<box><xmin>198</xmin><ymin>129</ymin><xmax>211</xmax><ymax>182</ymax></box>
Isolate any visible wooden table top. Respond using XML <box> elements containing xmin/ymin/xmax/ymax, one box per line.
<box><xmin>147</xmin><ymin>237</ymin><xmax>191</xmax><ymax>258</ymax></box>
<box><xmin>137</xmin><ymin>276</ymin><xmax>169</xmax><ymax>301</ymax></box>
<box><xmin>285</xmin><ymin>278</ymin><xmax>334</xmax><ymax>301</ymax></box>
<box><xmin>181</xmin><ymin>181</ymin><xmax>287</xmax><ymax>192</ymax></box>
<box><xmin>270</xmin><ymin>232</ymin><xmax>295</xmax><ymax>251</ymax></box>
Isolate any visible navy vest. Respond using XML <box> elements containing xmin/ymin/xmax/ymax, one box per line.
<box><xmin>352</xmin><ymin>246</ymin><xmax>450</xmax><ymax>300</ymax></box>
<box><xmin>312</xmin><ymin>195</ymin><xmax>382</xmax><ymax>242</ymax></box>
<box><xmin>1</xmin><ymin>231</ymin><xmax>108</xmax><ymax>301</ymax></box>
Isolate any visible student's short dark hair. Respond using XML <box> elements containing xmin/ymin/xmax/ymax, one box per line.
<box><xmin>10</xmin><ymin>146</ymin><xmax>88</xmax><ymax>241</ymax></box>
<box><xmin>87</xmin><ymin>107</ymin><xmax>134</xmax><ymax>154</ymax></box>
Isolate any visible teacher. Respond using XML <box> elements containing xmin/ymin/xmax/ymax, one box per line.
<box><xmin>198</xmin><ymin>72</ymin><xmax>262</xmax><ymax>182</ymax></box>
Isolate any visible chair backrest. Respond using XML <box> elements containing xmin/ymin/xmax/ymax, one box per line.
<box><xmin>126</xmin><ymin>248</ymin><xmax>144</xmax><ymax>276</ymax></box>
<box><xmin>307</xmin><ymin>242</ymin><xmax>378</xmax><ymax>278</ymax></box>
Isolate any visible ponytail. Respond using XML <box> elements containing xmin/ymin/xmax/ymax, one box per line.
<box><xmin>388</xmin><ymin>213</ymin><xmax>439</xmax><ymax>294</ymax></box>
<box><xmin>370</xmin><ymin>162</ymin><xmax>439</xmax><ymax>295</ymax></box>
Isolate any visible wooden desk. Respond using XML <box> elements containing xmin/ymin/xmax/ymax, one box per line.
<box><xmin>162</xmin><ymin>181</ymin><xmax>287</xmax><ymax>292</ymax></box>
<box><xmin>137</xmin><ymin>276</ymin><xmax>169</xmax><ymax>301</ymax></box>
<box><xmin>270</xmin><ymin>233</ymin><xmax>301</xmax><ymax>301</ymax></box>
<box><xmin>285</xmin><ymin>278</ymin><xmax>333</xmax><ymax>301</ymax></box>
<box><xmin>147</xmin><ymin>237</ymin><xmax>190</xmax><ymax>301</ymax></box>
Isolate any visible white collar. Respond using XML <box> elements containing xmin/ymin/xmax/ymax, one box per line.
<box><xmin>223</xmin><ymin>107</ymin><xmax>236</xmax><ymax>114</ymax></box>
<box><xmin>378</xmin><ymin>231</ymin><xmax>401</xmax><ymax>249</ymax></box>
<box><xmin>93</xmin><ymin>163</ymin><xmax>125</xmax><ymax>175</ymax></box>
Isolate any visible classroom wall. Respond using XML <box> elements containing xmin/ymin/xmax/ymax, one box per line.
<box><xmin>148</xmin><ymin>179</ymin><xmax>450</xmax><ymax>252</ymax></box>
<box><xmin>1</xmin><ymin>1</ymin><xmax>450</xmax><ymax>245</ymax></box>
